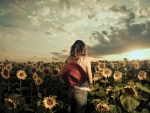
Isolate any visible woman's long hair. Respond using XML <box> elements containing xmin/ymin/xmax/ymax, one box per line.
<box><xmin>69</xmin><ymin>40</ymin><xmax>87</xmax><ymax>61</ymax></box>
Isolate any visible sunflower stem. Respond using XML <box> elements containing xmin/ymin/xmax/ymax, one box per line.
<box><xmin>7</xmin><ymin>79</ymin><xmax>10</xmax><ymax>92</ymax></box>
<box><xmin>140</xmin><ymin>80</ymin><xmax>141</xmax><ymax>84</ymax></box>
<box><xmin>44</xmin><ymin>88</ymin><xmax>46</xmax><ymax>97</ymax></box>
<box><xmin>49</xmin><ymin>109</ymin><xmax>53</xmax><ymax>113</ymax></box>
<box><xmin>20</xmin><ymin>80</ymin><xmax>22</xmax><ymax>95</ymax></box>
<box><xmin>37</xmin><ymin>86</ymin><xmax>39</xmax><ymax>102</ymax></box>
<box><xmin>113</xmin><ymin>96</ymin><xmax>119</xmax><ymax>113</ymax></box>
<box><xmin>31</xmin><ymin>84</ymin><xmax>33</xmax><ymax>102</ymax></box>
<box><xmin>104</xmin><ymin>77</ymin><xmax>107</xmax><ymax>89</ymax></box>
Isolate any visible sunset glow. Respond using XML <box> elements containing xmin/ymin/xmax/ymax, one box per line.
<box><xmin>125</xmin><ymin>49</ymin><xmax>150</xmax><ymax>60</ymax></box>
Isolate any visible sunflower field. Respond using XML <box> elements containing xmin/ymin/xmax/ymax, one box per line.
<box><xmin>0</xmin><ymin>59</ymin><xmax>150</xmax><ymax>113</ymax></box>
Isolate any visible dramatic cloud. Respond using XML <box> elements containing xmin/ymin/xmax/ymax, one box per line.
<box><xmin>0</xmin><ymin>0</ymin><xmax>150</xmax><ymax>62</ymax></box>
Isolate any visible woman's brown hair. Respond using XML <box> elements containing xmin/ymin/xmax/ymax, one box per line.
<box><xmin>69</xmin><ymin>40</ymin><xmax>87</xmax><ymax>61</ymax></box>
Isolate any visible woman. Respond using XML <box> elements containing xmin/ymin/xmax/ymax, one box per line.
<box><xmin>62</xmin><ymin>40</ymin><xmax>93</xmax><ymax>113</ymax></box>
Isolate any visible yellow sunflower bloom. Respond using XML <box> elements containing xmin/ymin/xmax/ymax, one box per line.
<box><xmin>127</xmin><ymin>81</ymin><xmax>136</xmax><ymax>88</ymax></box>
<box><xmin>51</xmin><ymin>68</ymin><xmax>60</xmax><ymax>77</ymax></box>
<box><xmin>16</xmin><ymin>70</ymin><xmax>27</xmax><ymax>80</ymax></box>
<box><xmin>1</xmin><ymin>68</ymin><xmax>10</xmax><ymax>79</ymax></box>
<box><xmin>4</xmin><ymin>98</ymin><xmax>16</xmax><ymax>109</ymax></box>
<box><xmin>110</xmin><ymin>62</ymin><xmax>115</xmax><ymax>68</ymax></box>
<box><xmin>32</xmin><ymin>72</ymin><xmax>39</xmax><ymax>80</ymax></box>
<box><xmin>32</xmin><ymin>62</ymin><xmax>37</xmax><ymax>67</ymax></box>
<box><xmin>133</xmin><ymin>61</ymin><xmax>140</xmax><ymax>69</ymax></box>
<box><xmin>35</xmin><ymin>77</ymin><xmax>43</xmax><ymax>86</ymax></box>
<box><xmin>43</xmin><ymin>96</ymin><xmax>57</xmax><ymax>109</ymax></box>
<box><xmin>93</xmin><ymin>72</ymin><xmax>102</xmax><ymax>81</ymax></box>
<box><xmin>42</xmin><ymin>67</ymin><xmax>51</xmax><ymax>76</ymax></box>
<box><xmin>5</xmin><ymin>63</ymin><xmax>12</xmax><ymax>71</ymax></box>
<box><xmin>113</xmin><ymin>71</ymin><xmax>122</xmax><ymax>81</ymax></box>
<box><xmin>95</xmin><ymin>102</ymin><xmax>109</xmax><ymax>112</ymax></box>
<box><xmin>102</xmin><ymin>68</ymin><xmax>112</xmax><ymax>78</ymax></box>
<box><xmin>138</xmin><ymin>71</ymin><xmax>147</xmax><ymax>80</ymax></box>
<box><xmin>97</xmin><ymin>62</ymin><xmax>106</xmax><ymax>71</ymax></box>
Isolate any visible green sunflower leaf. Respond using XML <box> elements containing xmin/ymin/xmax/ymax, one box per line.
<box><xmin>136</xmin><ymin>82</ymin><xmax>150</xmax><ymax>93</ymax></box>
<box><xmin>141</xmin><ymin>108</ymin><xmax>149</xmax><ymax>113</ymax></box>
<box><xmin>120</xmin><ymin>95</ymin><xmax>140</xmax><ymax>112</ymax></box>
<box><xmin>109</xmin><ymin>104</ymin><xmax>122</xmax><ymax>113</ymax></box>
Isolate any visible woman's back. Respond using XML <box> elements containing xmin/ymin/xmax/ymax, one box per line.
<box><xmin>65</xmin><ymin>56</ymin><xmax>92</xmax><ymax>84</ymax></box>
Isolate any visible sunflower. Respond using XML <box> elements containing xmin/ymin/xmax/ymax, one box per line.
<box><xmin>43</xmin><ymin>96</ymin><xmax>57</xmax><ymax>109</ymax></box>
<box><xmin>133</xmin><ymin>61</ymin><xmax>140</xmax><ymax>69</ymax></box>
<box><xmin>95</xmin><ymin>102</ymin><xmax>109</xmax><ymax>112</ymax></box>
<box><xmin>4</xmin><ymin>98</ymin><xmax>16</xmax><ymax>109</ymax></box>
<box><xmin>110</xmin><ymin>62</ymin><xmax>115</xmax><ymax>68</ymax></box>
<box><xmin>97</xmin><ymin>62</ymin><xmax>106</xmax><ymax>71</ymax></box>
<box><xmin>1</xmin><ymin>68</ymin><xmax>10</xmax><ymax>79</ymax></box>
<box><xmin>30</xmin><ymin>67</ymin><xmax>37</xmax><ymax>74</ymax></box>
<box><xmin>105</xmin><ymin>86</ymin><xmax>113</xmax><ymax>95</ymax></box>
<box><xmin>35</xmin><ymin>77</ymin><xmax>43</xmax><ymax>85</ymax></box>
<box><xmin>122</xmin><ymin>86</ymin><xmax>138</xmax><ymax>97</ymax></box>
<box><xmin>102</xmin><ymin>68</ymin><xmax>112</xmax><ymax>78</ymax></box>
<box><xmin>51</xmin><ymin>68</ymin><xmax>60</xmax><ymax>77</ymax></box>
<box><xmin>16</xmin><ymin>70</ymin><xmax>27</xmax><ymax>80</ymax></box>
<box><xmin>32</xmin><ymin>62</ymin><xmax>37</xmax><ymax>67</ymax></box>
<box><xmin>93</xmin><ymin>72</ymin><xmax>102</xmax><ymax>81</ymax></box>
<box><xmin>42</xmin><ymin>67</ymin><xmax>51</xmax><ymax>76</ymax></box>
<box><xmin>5</xmin><ymin>63</ymin><xmax>12</xmax><ymax>71</ymax></box>
<box><xmin>138</xmin><ymin>71</ymin><xmax>147</xmax><ymax>80</ymax></box>
<box><xmin>23</xmin><ymin>66</ymin><xmax>30</xmax><ymax>74</ymax></box>
<box><xmin>147</xmin><ymin>60</ymin><xmax>150</xmax><ymax>69</ymax></box>
<box><xmin>113</xmin><ymin>71</ymin><xmax>122</xmax><ymax>81</ymax></box>
<box><xmin>32</xmin><ymin>72</ymin><xmax>39</xmax><ymax>80</ymax></box>
<box><xmin>127</xmin><ymin>81</ymin><xmax>136</xmax><ymax>88</ymax></box>
<box><xmin>0</xmin><ymin>62</ymin><xmax>4</xmax><ymax>68</ymax></box>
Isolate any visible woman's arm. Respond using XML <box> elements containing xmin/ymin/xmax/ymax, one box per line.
<box><xmin>86</xmin><ymin>58</ymin><xmax>93</xmax><ymax>85</ymax></box>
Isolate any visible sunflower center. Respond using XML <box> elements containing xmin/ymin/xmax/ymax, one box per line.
<box><xmin>95</xmin><ymin>74</ymin><xmax>101</xmax><ymax>78</ymax></box>
<box><xmin>44</xmin><ymin>70</ymin><xmax>49</xmax><ymax>74</ymax></box>
<box><xmin>139</xmin><ymin>72</ymin><xmax>144</xmax><ymax>77</ymax></box>
<box><xmin>104</xmin><ymin>70</ymin><xmax>109</xmax><ymax>74</ymax></box>
<box><xmin>47</xmin><ymin>99</ymin><xmax>53</xmax><ymax>105</ymax></box>
<box><xmin>19</xmin><ymin>73</ymin><xmax>24</xmax><ymax>77</ymax></box>
<box><xmin>4</xmin><ymin>69</ymin><xmax>9</xmax><ymax>75</ymax></box>
<box><xmin>32</xmin><ymin>68</ymin><xmax>36</xmax><ymax>73</ymax></box>
<box><xmin>53</xmin><ymin>70</ymin><xmax>58</xmax><ymax>75</ymax></box>
<box><xmin>100</xmin><ymin>64</ymin><xmax>104</xmax><ymax>68</ymax></box>
<box><xmin>7</xmin><ymin>66</ymin><xmax>11</xmax><ymax>69</ymax></box>
<box><xmin>4</xmin><ymin>101</ymin><xmax>15</xmax><ymax>109</ymax></box>
<box><xmin>124</xmin><ymin>87</ymin><xmax>135</xmax><ymax>95</ymax></box>
<box><xmin>115</xmin><ymin>72</ymin><xmax>120</xmax><ymax>77</ymax></box>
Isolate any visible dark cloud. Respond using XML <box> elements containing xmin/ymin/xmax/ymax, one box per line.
<box><xmin>102</xmin><ymin>30</ymin><xmax>108</xmax><ymax>35</ymax></box>
<box><xmin>88</xmin><ymin>21</ymin><xmax>150</xmax><ymax>57</ymax></box>
<box><xmin>51</xmin><ymin>52</ymin><xmax>68</xmax><ymax>58</ymax></box>
<box><xmin>0</xmin><ymin>21</ymin><xmax>19</xmax><ymax>28</ymax></box>
<box><xmin>62</xmin><ymin>50</ymin><xmax>68</xmax><ymax>52</ymax></box>
<box><xmin>1</xmin><ymin>49</ymin><xmax>8</xmax><ymax>51</ymax></box>
<box><xmin>45</xmin><ymin>31</ymin><xmax>51</xmax><ymax>35</ymax></box>
<box><xmin>51</xmin><ymin>56</ymin><xmax>59</xmax><ymax>60</ymax></box>
<box><xmin>109</xmin><ymin>5</ymin><xmax>131</xmax><ymax>14</ymax></box>
<box><xmin>91</xmin><ymin>31</ymin><xmax>110</xmax><ymax>45</ymax></box>
<box><xmin>88</xmin><ymin>14</ymin><xmax>96</xmax><ymax>19</ymax></box>
<box><xmin>50</xmin><ymin>52</ymin><xmax>61</xmax><ymax>56</ymax></box>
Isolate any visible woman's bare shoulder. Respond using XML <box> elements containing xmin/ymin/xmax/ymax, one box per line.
<box><xmin>82</xmin><ymin>56</ymin><xmax>90</xmax><ymax>62</ymax></box>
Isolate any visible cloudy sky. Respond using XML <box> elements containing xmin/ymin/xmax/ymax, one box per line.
<box><xmin>0</xmin><ymin>0</ymin><xmax>150</xmax><ymax>62</ymax></box>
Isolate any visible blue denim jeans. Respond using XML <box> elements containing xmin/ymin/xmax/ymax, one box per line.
<box><xmin>68</xmin><ymin>81</ymin><xmax>89</xmax><ymax>113</ymax></box>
